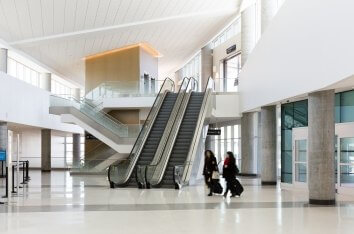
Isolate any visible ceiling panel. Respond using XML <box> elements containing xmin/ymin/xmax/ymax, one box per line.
<box><xmin>1</xmin><ymin>0</ymin><xmax>241</xmax><ymax>86</ymax></box>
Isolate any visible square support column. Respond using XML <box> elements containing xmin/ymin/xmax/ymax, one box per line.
<box><xmin>261</xmin><ymin>105</ymin><xmax>277</xmax><ymax>185</ymax></box>
<box><xmin>72</xmin><ymin>134</ymin><xmax>81</xmax><ymax>168</ymax></box>
<box><xmin>241</xmin><ymin>112</ymin><xmax>257</xmax><ymax>176</ymax></box>
<box><xmin>41</xmin><ymin>129</ymin><xmax>51</xmax><ymax>172</ymax></box>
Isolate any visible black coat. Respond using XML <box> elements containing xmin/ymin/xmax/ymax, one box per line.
<box><xmin>223</xmin><ymin>158</ymin><xmax>239</xmax><ymax>181</ymax></box>
<box><xmin>203</xmin><ymin>155</ymin><xmax>218</xmax><ymax>177</ymax></box>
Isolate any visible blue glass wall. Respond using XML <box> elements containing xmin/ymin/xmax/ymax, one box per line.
<box><xmin>281</xmin><ymin>100</ymin><xmax>308</xmax><ymax>183</ymax></box>
<box><xmin>335</xmin><ymin>91</ymin><xmax>354</xmax><ymax>123</ymax></box>
<box><xmin>281</xmin><ymin>90</ymin><xmax>354</xmax><ymax>184</ymax></box>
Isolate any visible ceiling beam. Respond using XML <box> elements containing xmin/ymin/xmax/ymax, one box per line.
<box><xmin>9</xmin><ymin>8</ymin><xmax>237</xmax><ymax>46</ymax></box>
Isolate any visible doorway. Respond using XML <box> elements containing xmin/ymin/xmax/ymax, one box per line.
<box><xmin>221</xmin><ymin>53</ymin><xmax>241</xmax><ymax>92</ymax></box>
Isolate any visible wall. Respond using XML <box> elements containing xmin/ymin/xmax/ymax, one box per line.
<box><xmin>239</xmin><ymin>0</ymin><xmax>354</xmax><ymax>112</ymax></box>
<box><xmin>108</xmin><ymin>110</ymin><xmax>140</xmax><ymax>125</ymax></box>
<box><xmin>139</xmin><ymin>47</ymin><xmax>158</xmax><ymax>80</ymax></box>
<box><xmin>11</xmin><ymin>129</ymin><xmax>69</xmax><ymax>169</ymax></box>
<box><xmin>0</xmin><ymin>72</ymin><xmax>83</xmax><ymax>133</ymax></box>
<box><xmin>85</xmin><ymin>46</ymin><xmax>140</xmax><ymax>93</ymax></box>
<box><xmin>213</xmin><ymin>34</ymin><xmax>241</xmax><ymax>79</ymax></box>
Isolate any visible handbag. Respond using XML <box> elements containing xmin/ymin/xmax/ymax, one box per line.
<box><xmin>212</xmin><ymin>171</ymin><xmax>220</xmax><ymax>180</ymax></box>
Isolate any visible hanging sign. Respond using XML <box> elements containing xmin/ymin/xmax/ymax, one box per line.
<box><xmin>226</xmin><ymin>44</ymin><xmax>236</xmax><ymax>54</ymax></box>
<box><xmin>207</xmin><ymin>129</ymin><xmax>221</xmax><ymax>136</ymax></box>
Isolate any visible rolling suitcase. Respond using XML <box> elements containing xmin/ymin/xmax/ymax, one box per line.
<box><xmin>213</xmin><ymin>180</ymin><xmax>223</xmax><ymax>194</ymax></box>
<box><xmin>230</xmin><ymin>177</ymin><xmax>244</xmax><ymax>196</ymax></box>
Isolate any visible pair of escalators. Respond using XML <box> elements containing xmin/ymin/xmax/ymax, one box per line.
<box><xmin>108</xmin><ymin>77</ymin><xmax>211</xmax><ymax>189</ymax></box>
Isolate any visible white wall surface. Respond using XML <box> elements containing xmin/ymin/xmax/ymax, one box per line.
<box><xmin>213</xmin><ymin>34</ymin><xmax>241</xmax><ymax>79</ymax></box>
<box><xmin>140</xmin><ymin>47</ymin><xmax>158</xmax><ymax>79</ymax></box>
<box><xmin>239</xmin><ymin>0</ymin><xmax>354</xmax><ymax>112</ymax></box>
<box><xmin>11</xmin><ymin>129</ymin><xmax>68</xmax><ymax>168</ymax></box>
<box><xmin>211</xmin><ymin>93</ymin><xmax>241</xmax><ymax>119</ymax></box>
<box><xmin>103</xmin><ymin>97</ymin><xmax>155</xmax><ymax>109</ymax></box>
<box><xmin>0</xmin><ymin>72</ymin><xmax>83</xmax><ymax>133</ymax></box>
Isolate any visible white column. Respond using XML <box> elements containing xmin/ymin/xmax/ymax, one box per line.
<box><xmin>0</xmin><ymin>48</ymin><xmax>8</xmax><ymax>73</ymax></box>
<box><xmin>201</xmin><ymin>45</ymin><xmax>213</xmax><ymax>89</ymax></box>
<box><xmin>41</xmin><ymin>73</ymin><xmax>52</xmax><ymax>92</ymax></box>
<box><xmin>241</xmin><ymin>4</ymin><xmax>257</xmax><ymax>66</ymax></box>
<box><xmin>73</xmin><ymin>88</ymin><xmax>81</xmax><ymax>100</ymax></box>
<box><xmin>261</xmin><ymin>0</ymin><xmax>278</xmax><ymax>34</ymax></box>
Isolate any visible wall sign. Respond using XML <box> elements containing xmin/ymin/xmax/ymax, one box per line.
<box><xmin>226</xmin><ymin>44</ymin><xmax>236</xmax><ymax>54</ymax></box>
<box><xmin>85</xmin><ymin>133</ymin><xmax>97</xmax><ymax>140</ymax></box>
<box><xmin>207</xmin><ymin>129</ymin><xmax>221</xmax><ymax>136</ymax></box>
<box><xmin>0</xmin><ymin>150</ymin><xmax>6</xmax><ymax>161</ymax></box>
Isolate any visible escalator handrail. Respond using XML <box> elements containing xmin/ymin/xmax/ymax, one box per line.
<box><xmin>144</xmin><ymin>77</ymin><xmax>195</xmax><ymax>186</ymax></box>
<box><xmin>147</xmin><ymin>77</ymin><xmax>191</xmax><ymax>167</ymax></box>
<box><xmin>108</xmin><ymin>77</ymin><xmax>175</xmax><ymax>185</ymax></box>
<box><xmin>51</xmin><ymin>94</ymin><xmax>130</xmax><ymax>137</ymax></box>
<box><xmin>180</xmin><ymin>77</ymin><xmax>214</xmax><ymax>185</ymax></box>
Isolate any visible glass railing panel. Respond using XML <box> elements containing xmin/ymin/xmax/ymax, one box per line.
<box><xmin>50</xmin><ymin>95</ymin><xmax>136</xmax><ymax>138</ymax></box>
<box><xmin>85</xmin><ymin>79</ymin><xmax>169</xmax><ymax>101</ymax></box>
<box><xmin>108</xmin><ymin>78</ymin><xmax>175</xmax><ymax>186</ymax></box>
<box><xmin>213</xmin><ymin>77</ymin><xmax>239</xmax><ymax>92</ymax></box>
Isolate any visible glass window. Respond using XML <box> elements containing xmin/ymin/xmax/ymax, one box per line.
<box><xmin>340</xmin><ymin>91</ymin><xmax>354</xmax><ymax>123</ymax></box>
<box><xmin>293</xmin><ymin>100</ymin><xmax>308</xmax><ymax>127</ymax></box>
<box><xmin>335</xmin><ymin>93</ymin><xmax>340</xmax><ymax>123</ymax></box>
<box><xmin>340</xmin><ymin>138</ymin><xmax>354</xmax><ymax>164</ymax></box>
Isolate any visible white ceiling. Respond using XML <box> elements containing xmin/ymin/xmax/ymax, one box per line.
<box><xmin>0</xmin><ymin>0</ymin><xmax>241</xmax><ymax>86</ymax></box>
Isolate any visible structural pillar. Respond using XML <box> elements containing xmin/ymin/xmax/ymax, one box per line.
<box><xmin>0</xmin><ymin>48</ymin><xmax>8</xmax><ymax>73</ymax></box>
<box><xmin>308</xmin><ymin>90</ymin><xmax>335</xmax><ymax>205</ymax></box>
<box><xmin>241</xmin><ymin>112</ymin><xmax>257</xmax><ymax>176</ymax></box>
<box><xmin>41</xmin><ymin>129</ymin><xmax>51</xmax><ymax>172</ymax></box>
<box><xmin>72</xmin><ymin>134</ymin><xmax>81</xmax><ymax>168</ymax></box>
<box><xmin>261</xmin><ymin>0</ymin><xmax>278</xmax><ymax>34</ymax></box>
<box><xmin>201</xmin><ymin>44</ymin><xmax>213</xmax><ymax>89</ymax></box>
<box><xmin>241</xmin><ymin>4</ymin><xmax>257</xmax><ymax>66</ymax></box>
<box><xmin>41</xmin><ymin>73</ymin><xmax>52</xmax><ymax>92</ymax></box>
<box><xmin>73</xmin><ymin>88</ymin><xmax>81</xmax><ymax>100</ymax></box>
<box><xmin>261</xmin><ymin>105</ymin><xmax>277</xmax><ymax>185</ymax></box>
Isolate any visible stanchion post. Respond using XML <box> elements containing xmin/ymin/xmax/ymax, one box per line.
<box><xmin>11</xmin><ymin>165</ymin><xmax>16</xmax><ymax>194</ymax></box>
<box><xmin>25</xmin><ymin>160</ymin><xmax>29</xmax><ymax>181</ymax></box>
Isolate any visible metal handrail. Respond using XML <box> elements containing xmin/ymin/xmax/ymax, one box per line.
<box><xmin>143</xmin><ymin>77</ymin><xmax>197</xmax><ymax>186</ymax></box>
<box><xmin>50</xmin><ymin>94</ymin><xmax>131</xmax><ymax>137</ymax></box>
<box><xmin>108</xmin><ymin>77</ymin><xmax>175</xmax><ymax>186</ymax></box>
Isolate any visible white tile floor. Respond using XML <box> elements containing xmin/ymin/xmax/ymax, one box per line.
<box><xmin>1</xmin><ymin>170</ymin><xmax>354</xmax><ymax>234</ymax></box>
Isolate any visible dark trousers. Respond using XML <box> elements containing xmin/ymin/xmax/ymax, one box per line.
<box><xmin>224</xmin><ymin>178</ymin><xmax>233</xmax><ymax>195</ymax></box>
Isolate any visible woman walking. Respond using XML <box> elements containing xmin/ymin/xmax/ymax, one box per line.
<box><xmin>203</xmin><ymin>150</ymin><xmax>219</xmax><ymax>196</ymax></box>
<box><xmin>223</xmin><ymin>151</ymin><xmax>239</xmax><ymax>197</ymax></box>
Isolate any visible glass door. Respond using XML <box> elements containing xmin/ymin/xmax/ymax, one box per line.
<box><xmin>292</xmin><ymin>127</ymin><xmax>308</xmax><ymax>188</ymax></box>
<box><xmin>339</xmin><ymin>137</ymin><xmax>354</xmax><ymax>188</ymax></box>
<box><xmin>294</xmin><ymin>139</ymin><xmax>307</xmax><ymax>184</ymax></box>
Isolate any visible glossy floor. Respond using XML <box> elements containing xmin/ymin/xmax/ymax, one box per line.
<box><xmin>1</xmin><ymin>171</ymin><xmax>354</xmax><ymax>234</ymax></box>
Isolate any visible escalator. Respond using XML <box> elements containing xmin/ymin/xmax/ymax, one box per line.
<box><xmin>108</xmin><ymin>78</ymin><xmax>177</xmax><ymax>187</ymax></box>
<box><xmin>159</xmin><ymin>92</ymin><xmax>204</xmax><ymax>187</ymax></box>
<box><xmin>143</xmin><ymin>77</ymin><xmax>213</xmax><ymax>188</ymax></box>
<box><xmin>125</xmin><ymin>92</ymin><xmax>178</xmax><ymax>186</ymax></box>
